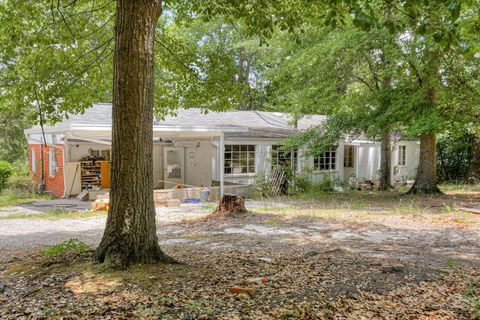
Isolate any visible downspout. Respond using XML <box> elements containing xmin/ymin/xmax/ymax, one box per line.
<box><xmin>38</xmin><ymin>114</ymin><xmax>47</xmax><ymax>193</ymax></box>
<box><xmin>62</xmin><ymin>137</ymin><xmax>68</xmax><ymax>198</ymax></box>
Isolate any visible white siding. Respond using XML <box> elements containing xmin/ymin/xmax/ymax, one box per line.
<box><xmin>305</xmin><ymin>142</ymin><xmax>344</xmax><ymax>183</ymax></box>
<box><xmin>153</xmin><ymin>144</ymin><xmax>163</xmax><ymax>188</ymax></box>
<box><xmin>392</xmin><ymin>141</ymin><xmax>420</xmax><ymax>182</ymax></box>
<box><xmin>184</xmin><ymin>140</ymin><xmax>213</xmax><ymax>188</ymax></box>
<box><xmin>356</xmin><ymin>143</ymin><xmax>381</xmax><ymax>181</ymax></box>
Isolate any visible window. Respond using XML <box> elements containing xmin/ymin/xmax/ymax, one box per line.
<box><xmin>271</xmin><ymin>145</ymin><xmax>298</xmax><ymax>171</ymax></box>
<box><xmin>344</xmin><ymin>145</ymin><xmax>354</xmax><ymax>168</ymax></box>
<box><xmin>48</xmin><ymin>148</ymin><xmax>56</xmax><ymax>176</ymax></box>
<box><xmin>224</xmin><ymin>145</ymin><xmax>255</xmax><ymax>174</ymax></box>
<box><xmin>398</xmin><ymin>145</ymin><xmax>406</xmax><ymax>166</ymax></box>
<box><xmin>31</xmin><ymin>148</ymin><xmax>36</xmax><ymax>173</ymax></box>
<box><xmin>314</xmin><ymin>149</ymin><xmax>337</xmax><ymax>171</ymax></box>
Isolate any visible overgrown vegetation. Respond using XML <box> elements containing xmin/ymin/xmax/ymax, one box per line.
<box><xmin>437</xmin><ymin>131</ymin><xmax>476</xmax><ymax>183</ymax></box>
<box><xmin>0</xmin><ymin>160</ymin><xmax>13</xmax><ymax>191</ymax></box>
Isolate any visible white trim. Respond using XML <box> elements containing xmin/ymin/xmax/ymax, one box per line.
<box><xmin>220</xmin><ymin>136</ymin><xmax>224</xmax><ymax>197</ymax></box>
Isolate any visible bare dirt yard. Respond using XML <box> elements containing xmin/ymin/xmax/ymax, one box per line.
<box><xmin>1</xmin><ymin>189</ymin><xmax>479</xmax><ymax>319</ymax></box>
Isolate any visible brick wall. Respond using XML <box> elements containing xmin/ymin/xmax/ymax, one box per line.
<box><xmin>28</xmin><ymin>144</ymin><xmax>65</xmax><ymax>198</ymax></box>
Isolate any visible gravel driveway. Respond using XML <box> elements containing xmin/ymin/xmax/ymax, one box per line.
<box><xmin>1</xmin><ymin>200</ymin><xmax>479</xmax><ymax>270</ymax></box>
<box><xmin>0</xmin><ymin>202</ymin><xmax>215</xmax><ymax>252</ymax></box>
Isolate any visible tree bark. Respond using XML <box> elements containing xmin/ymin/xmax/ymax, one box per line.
<box><xmin>407</xmin><ymin>63</ymin><xmax>442</xmax><ymax>195</ymax></box>
<box><xmin>378</xmin><ymin>130</ymin><xmax>392</xmax><ymax>191</ymax></box>
<box><xmin>94</xmin><ymin>0</ymin><xmax>175</xmax><ymax>269</ymax></box>
<box><xmin>407</xmin><ymin>132</ymin><xmax>441</xmax><ymax>194</ymax></box>
<box><xmin>469</xmin><ymin>135</ymin><xmax>480</xmax><ymax>183</ymax></box>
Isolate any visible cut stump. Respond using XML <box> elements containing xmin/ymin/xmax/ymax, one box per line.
<box><xmin>214</xmin><ymin>194</ymin><xmax>248</xmax><ymax>216</ymax></box>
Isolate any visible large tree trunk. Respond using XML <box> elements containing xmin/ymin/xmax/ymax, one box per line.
<box><xmin>407</xmin><ymin>132</ymin><xmax>441</xmax><ymax>194</ymax></box>
<box><xmin>379</xmin><ymin>130</ymin><xmax>392</xmax><ymax>191</ymax></box>
<box><xmin>469</xmin><ymin>135</ymin><xmax>480</xmax><ymax>183</ymax></box>
<box><xmin>95</xmin><ymin>0</ymin><xmax>174</xmax><ymax>269</ymax></box>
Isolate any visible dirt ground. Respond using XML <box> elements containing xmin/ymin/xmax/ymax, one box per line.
<box><xmin>0</xmin><ymin>190</ymin><xmax>479</xmax><ymax>319</ymax></box>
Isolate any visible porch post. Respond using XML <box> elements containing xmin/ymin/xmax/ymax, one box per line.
<box><xmin>219</xmin><ymin>134</ymin><xmax>225</xmax><ymax>197</ymax></box>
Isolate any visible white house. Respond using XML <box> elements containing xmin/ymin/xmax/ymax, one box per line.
<box><xmin>24</xmin><ymin>103</ymin><xmax>419</xmax><ymax>198</ymax></box>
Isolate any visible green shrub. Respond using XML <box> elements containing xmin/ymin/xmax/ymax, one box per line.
<box><xmin>44</xmin><ymin>239</ymin><xmax>89</xmax><ymax>256</ymax></box>
<box><xmin>253</xmin><ymin>172</ymin><xmax>274</xmax><ymax>198</ymax></box>
<box><xmin>10</xmin><ymin>159</ymin><xmax>30</xmax><ymax>177</ymax></box>
<box><xmin>315</xmin><ymin>173</ymin><xmax>337</xmax><ymax>192</ymax></box>
<box><xmin>0</xmin><ymin>161</ymin><xmax>13</xmax><ymax>191</ymax></box>
<box><xmin>291</xmin><ymin>175</ymin><xmax>311</xmax><ymax>193</ymax></box>
<box><xmin>8</xmin><ymin>175</ymin><xmax>34</xmax><ymax>192</ymax></box>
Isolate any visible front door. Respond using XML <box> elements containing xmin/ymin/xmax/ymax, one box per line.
<box><xmin>163</xmin><ymin>147</ymin><xmax>184</xmax><ymax>188</ymax></box>
<box><xmin>344</xmin><ymin>145</ymin><xmax>355</xmax><ymax>183</ymax></box>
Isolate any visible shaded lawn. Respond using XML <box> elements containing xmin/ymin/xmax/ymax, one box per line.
<box><xmin>0</xmin><ymin>191</ymin><xmax>53</xmax><ymax>207</ymax></box>
<box><xmin>254</xmin><ymin>186</ymin><xmax>480</xmax><ymax>228</ymax></box>
<box><xmin>1</xmin><ymin>186</ymin><xmax>480</xmax><ymax>319</ymax></box>
<box><xmin>1</xmin><ymin>246</ymin><xmax>478</xmax><ymax>319</ymax></box>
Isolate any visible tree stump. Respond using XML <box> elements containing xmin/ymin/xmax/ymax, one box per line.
<box><xmin>214</xmin><ymin>194</ymin><xmax>248</xmax><ymax>216</ymax></box>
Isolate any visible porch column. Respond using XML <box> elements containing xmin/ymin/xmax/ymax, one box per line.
<box><xmin>219</xmin><ymin>135</ymin><xmax>225</xmax><ymax>197</ymax></box>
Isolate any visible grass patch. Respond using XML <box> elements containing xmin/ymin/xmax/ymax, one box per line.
<box><xmin>0</xmin><ymin>191</ymin><xmax>53</xmax><ymax>207</ymax></box>
<box><xmin>43</xmin><ymin>239</ymin><xmax>89</xmax><ymax>256</ymax></box>
<box><xmin>0</xmin><ymin>209</ymin><xmax>106</xmax><ymax>220</ymax></box>
<box><xmin>201</xmin><ymin>203</ymin><xmax>217</xmax><ymax>211</ymax></box>
<box><xmin>250</xmin><ymin>188</ymin><xmax>480</xmax><ymax>227</ymax></box>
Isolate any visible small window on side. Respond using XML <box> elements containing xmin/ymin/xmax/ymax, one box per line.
<box><xmin>31</xmin><ymin>148</ymin><xmax>36</xmax><ymax>173</ymax></box>
<box><xmin>398</xmin><ymin>145</ymin><xmax>406</xmax><ymax>166</ymax></box>
<box><xmin>48</xmin><ymin>148</ymin><xmax>56</xmax><ymax>176</ymax></box>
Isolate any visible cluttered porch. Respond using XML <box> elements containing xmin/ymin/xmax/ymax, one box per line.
<box><xmin>63</xmin><ymin>125</ymin><xmax>252</xmax><ymax>207</ymax></box>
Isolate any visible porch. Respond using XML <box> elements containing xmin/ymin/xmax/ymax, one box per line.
<box><xmin>61</xmin><ymin>124</ymin><xmax>251</xmax><ymax>200</ymax></box>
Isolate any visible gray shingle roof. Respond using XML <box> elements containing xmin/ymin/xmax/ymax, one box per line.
<box><xmin>43</xmin><ymin>103</ymin><xmax>327</xmax><ymax>138</ymax></box>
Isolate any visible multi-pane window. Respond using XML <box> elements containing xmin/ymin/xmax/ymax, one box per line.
<box><xmin>314</xmin><ymin>149</ymin><xmax>337</xmax><ymax>171</ymax></box>
<box><xmin>48</xmin><ymin>148</ymin><xmax>56</xmax><ymax>176</ymax></box>
<box><xmin>271</xmin><ymin>145</ymin><xmax>298</xmax><ymax>171</ymax></box>
<box><xmin>224</xmin><ymin>145</ymin><xmax>255</xmax><ymax>174</ymax></box>
<box><xmin>398</xmin><ymin>145</ymin><xmax>406</xmax><ymax>166</ymax></box>
<box><xmin>344</xmin><ymin>145</ymin><xmax>354</xmax><ymax>168</ymax></box>
<box><xmin>31</xmin><ymin>148</ymin><xmax>36</xmax><ymax>173</ymax></box>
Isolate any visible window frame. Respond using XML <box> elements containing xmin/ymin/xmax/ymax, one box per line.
<box><xmin>48</xmin><ymin>148</ymin><xmax>56</xmax><ymax>177</ymax></box>
<box><xmin>314</xmin><ymin>149</ymin><xmax>337</xmax><ymax>171</ymax></box>
<box><xmin>271</xmin><ymin>144</ymin><xmax>298</xmax><ymax>172</ymax></box>
<box><xmin>31</xmin><ymin>148</ymin><xmax>36</xmax><ymax>173</ymax></box>
<box><xmin>224</xmin><ymin>144</ymin><xmax>256</xmax><ymax>175</ymax></box>
<box><xmin>398</xmin><ymin>145</ymin><xmax>406</xmax><ymax>166</ymax></box>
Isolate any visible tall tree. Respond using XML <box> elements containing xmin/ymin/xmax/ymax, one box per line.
<box><xmin>260</xmin><ymin>26</ymin><xmax>402</xmax><ymax>189</ymax></box>
<box><xmin>94</xmin><ymin>0</ymin><xmax>175</xmax><ymax>268</ymax></box>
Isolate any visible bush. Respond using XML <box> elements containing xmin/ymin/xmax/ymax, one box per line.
<box><xmin>8</xmin><ymin>175</ymin><xmax>34</xmax><ymax>193</ymax></box>
<box><xmin>253</xmin><ymin>172</ymin><xmax>274</xmax><ymax>198</ymax></box>
<box><xmin>291</xmin><ymin>175</ymin><xmax>312</xmax><ymax>193</ymax></box>
<box><xmin>315</xmin><ymin>172</ymin><xmax>339</xmax><ymax>192</ymax></box>
<box><xmin>10</xmin><ymin>159</ymin><xmax>30</xmax><ymax>177</ymax></box>
<box><xmin>0</xmin><ymin>161</ymin><xmax>13</xmax><ymax>191</ymax></box>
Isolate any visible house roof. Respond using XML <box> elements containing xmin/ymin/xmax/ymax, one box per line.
<box><xmin>25</xmin><ymin>103</ymin><xmax>327</xmax><ymax>138</ymax></box>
